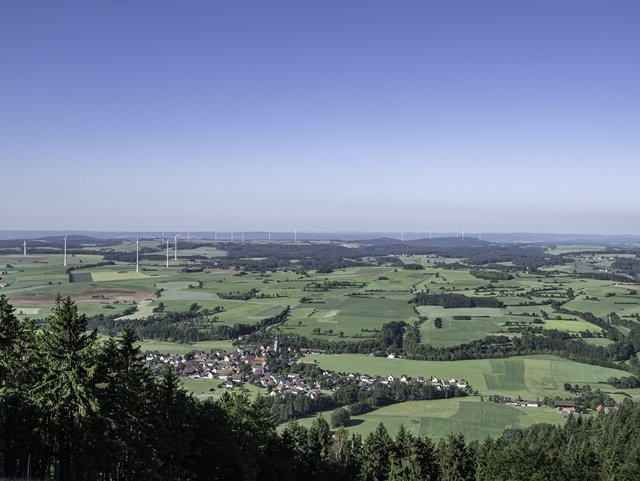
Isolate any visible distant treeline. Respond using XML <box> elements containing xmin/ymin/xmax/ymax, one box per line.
<box><xmin>412</xmin><ymin>293</ymin><xmax>504</xmax><ymax>308</ymax></box>
<box><xmin>612</xmin><ymin>256</ymin><xmax>640</xmax><ymax>278</ymax></box>
<box><xmin>608</xmin><ymin>376</ymin><xmax>640</xmax><ymax>389</ymax></box>
<box><xmin>204</xmin><ymin>242</ymin><xmax>368</xmax><ymax>272</ymax></box>
<box><xmin>304</xmin><ymin>280</ymin><xmax>367</xmax><ymax>291</ymax></box>
<box><xmin>402</xmin><ymin>263</ymin><xmax>424</xmax><ymax>270</ymax></box>
<box><xmin>65</xmin><ymin>260</ymin><xmax>115</xmax><ymax>273</ymax></box>
<box><xmin>196</xmin><ymin>240</ymin><xmax>565</xmax><ymax>272</ymax></box>
<box><xmin>101</xmin><ymin>251</ymin><xmax>207</xmax><ymax>262</ymax></box>
<box><xmin>217</xmin><ymin>288</ymin><xmax>259</xmax><ymax>300</ymax></box>
<box><xmin>577</xmin><ymin>272</ymin><xmax>633</xmax><ymax>282</ymax></box>
<box><xmin>88</xmin><ymin>306</ymin><xmax>290</xmax><ymax>343</ymax></box>
<box><xmin>470</xmin><ymin>270</ymin><xmax>514</xmax><ymax>281</ymax></box>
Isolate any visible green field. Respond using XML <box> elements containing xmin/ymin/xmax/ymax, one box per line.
<box><xmin>283</xmin><ymin>296</ymin><xmax>417</xmax><ymax>339</ymax></box>
<box><xmin>181</xmin><ymin>378</ymin><xmax>262</xmax><ymax>401</ymax></box>
<box><xmin>137</xmin><ymin>339</ymin><xmax>234</xmax><ymax>354</ymax></box>
<box><xmin>91</xmin><ymin>271</ymin><xmax>155</xmax><ymax>282</ymax></box>
<box><xmin>418</xmin><ymin>306</ymin><xmax>507</xmax><ymax>347</ymax></box>
<box><xmin>547</xmin><ymin>245</ymin><xmax>608</xmax><ymax>255</ymax></box>
<box><xmin>303</xmin><ymin>354</ymin><xmax>632</xmax><ymax>400</ymax></box>
<box><xmin>293</xmin><ymin>396</ymin><xmax>564</xmax><ymax>441</ymax></box>
<box><xmin>96</xmin><ymin>336</ymin><xmax>235</xmax><ymax>355</ymax></box>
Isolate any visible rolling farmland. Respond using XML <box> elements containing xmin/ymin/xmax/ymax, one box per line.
<box><xmin>3</xmin><ymin>235</ymin><xmax>640</xmax><ymax>440</ymax></box>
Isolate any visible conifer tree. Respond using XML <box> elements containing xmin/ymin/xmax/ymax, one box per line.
<box><xmin>437</xmin><ymin>433</ymin><xmax>475</xmax><ymax>481</ymax></box>
<box><xmin>0</xmin><ymin>295</ymin><xmax>40</xmax><ymax>478</ymax></box>
<box><xmin>281</xmin><ymin>421</ymin><xmax>311</xmax><ymax>471</ymax></box>
<box><xmin>360</xmin><ymin>423</ymin><xmax>393</xmax><ymax>481</ymax></box>
<box><xmin>158</xmin><ymin>363</ymin><xmax>193</xmax><ymax>481</ymax></box>
<box><xmin>412</xmin><ymin>435</ymin><xmax>439</xmax><ymax>481</ymax></box>
<box><xmin>35</xmin><ymin>295</ymin><xmax>99</xmax><ymax>481</ymax></box>
<box><xmin>307</xmin><ymin>414</ymin><xmax>332</xmax><ymax>478</ymax></box>
<box><xmin>96</xmin><ymin>325</ymin><xmax>160</xmax><ymax>481</ymax></box>
<box><xmin>388</xmin><ymin>424</ymin><xmax>416</xmax><ymax>481</ymax></box>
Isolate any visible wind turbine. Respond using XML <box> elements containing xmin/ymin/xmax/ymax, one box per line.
<box><xmin>462</xmin><ymin>229</ymin><xmax>465</xmax><ymax>240</ymax></box>
<box><xmin>187</xmin><ymin>231</ymin><xmax>190</xmax><ymax>242</ymax></box>
<box><xmin>214</xmin><ymin>230</ymin><xmax>217</xmax><ymax>242</ymax></box>
<box><xmin>174</xmin><ymin>233</ymin><xmax>181</xmax><ymax>260</ymax></box>
<box><xmin>63</xmin><ymin>232</ymin><xmax>68</xmax><ymax>267</ymax></box>
<box><xmin>121</xmin><ymin>235</ymin><xmax>140</xmax><ymax>272</ymax></box>
<box><xmin>23</xmin><ymin>240</ymin><xmax>26</xmax><ymax>256</ymax></box>
<box><xmin>294</xmin><ymin>228</ymin><xmax>297</xmax><ymax>242</ymax></box>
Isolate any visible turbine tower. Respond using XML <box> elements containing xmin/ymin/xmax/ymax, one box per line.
<box><xmin>242</xmin><ymin>231</ymin><xmax>245</xmax><ymax>242</ymax></box>
<box><xmin>268</xmin><ymin>229</ymin><xmax>271</xmax><ymax>241</ymax></box>
<box><xmin>23</xmin><ymin>240</ymin><xmax>26</xmax><ymax>256</ymax></box>
<box><xmin>294</xmin><ymin>228</ymin><xmax>297</xmax><ymax>242</ymax></box>
<box><xmin>166</xmin><ymin>238</ymin><xmax>170</xmax><ymax>267</ymax></box>
<box><xmin>63</xmin><ymin>233</ymin><xmax>68</xmax><ymax>267</ymax></box>
<box><xmin>136</xmin><ymin>236</ymin><xmax>139</xmax><ymax>273</ymax></box>
<box><xmin>174</xmin><ymin>233</ymin><xmax>181</xmax><ymax>261</ymax></box>
<box><xmin>401</xmin><ymin>231</ymin><xmax>404</xmax><ymax>243</ymax></box>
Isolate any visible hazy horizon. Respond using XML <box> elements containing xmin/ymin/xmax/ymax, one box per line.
<box><xmin>2</xmin><ymin>1</ymin><xmax>639</xmax><ymax>233</ymax></box>
<box><xmin>2</xmin><ymin>229</ymin><xmax>640</xmax><ymax>244</ymax></box>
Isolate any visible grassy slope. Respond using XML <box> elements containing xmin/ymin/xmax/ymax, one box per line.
<box><xmin>303</xmin><ymin>354</ymin><xmax>633</xmax><ymax>400</ymax></box>
<box><xmin>293</xmin><ymin>396</ymin><xmax>565</xmax><ymax>441</ymax></box>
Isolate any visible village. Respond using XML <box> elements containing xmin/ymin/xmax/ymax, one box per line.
<box><xmin>141</xmin><ymin>340</ymin><xmax>472</xmax><ymax>403</ymax></box>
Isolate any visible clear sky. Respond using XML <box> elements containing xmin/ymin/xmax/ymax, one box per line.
<box><xmin>1</xmin><ymin>1</ymin><xmax>639</xmax><ymax>234</ymax></box>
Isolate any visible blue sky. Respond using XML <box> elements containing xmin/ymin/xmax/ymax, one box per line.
<box><xmin>1</xmin><ymin>1</ymin><xmax>639</xmax><ymax>233</ymax></box>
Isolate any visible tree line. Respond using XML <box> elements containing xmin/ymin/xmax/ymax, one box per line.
<box><xmin>470</xmin><ymin>270</ymin><xmax>514</xmax><ymax>281</ymax></box>
<box><xmin>411</xmin><ymin>292</ymin><xmax>504</xmax><ymax>308</ymax></box>
<box><xmin>88</xmin><ymin>305</ymin><xmax>290</xmax><ymax>343</ymax></box>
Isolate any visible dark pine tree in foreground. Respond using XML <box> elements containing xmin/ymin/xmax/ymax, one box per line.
<box><xmin>34</xmin><ymin>295</ymin><xmax>98</xmax><ymax>481</ymax></box>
